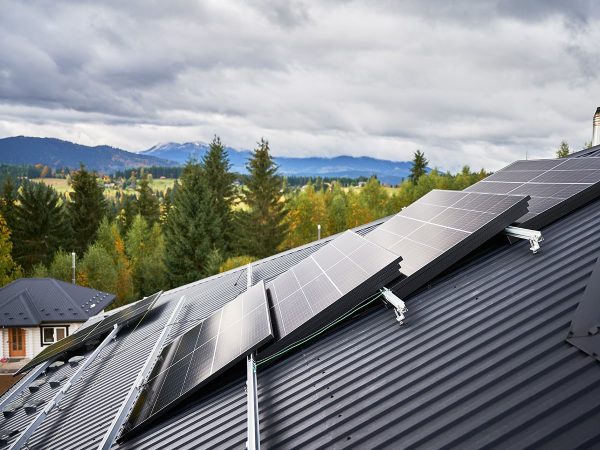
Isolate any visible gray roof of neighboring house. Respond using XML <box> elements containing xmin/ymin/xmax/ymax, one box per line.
<box><xmin>1</xmin><ymin>186</ymin><xmax>600</xmax><ymax>448</ymax></box>
<box><xmin>0</xmin><ymin>278</ymin><xmax>115</xmax><ymax>327</ymax></box>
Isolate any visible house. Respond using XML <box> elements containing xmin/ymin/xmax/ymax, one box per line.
<box><xmin>0</xmin><ymin>279</ymin><xmax>115</xmax><ymax>366</ymax></box>
<box><xmin>1</xmin><ymin>145</ymin><xmax>600</xmax><ymax>448</ymax></box>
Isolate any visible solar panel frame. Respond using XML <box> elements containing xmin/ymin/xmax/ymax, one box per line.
<box><xmin>364</xmin><ymin>190</ymin><xmax>531</xmax><ymax>297</ymax></box>
<box><xmin>465</xmin><ymin>157</ymin><xmax>600</xmax><ymax>230</ymax></box>
<box><xmin>259</xmin><ymin>231</ymin><xmax>402</xmax><ymax>359</ymax></box>
<box><xmin>17</xmin><ymin>291</ymin><xmax>162</xmax><ymax>374</ymax></box>
<box><xmin>125</xmin><ymin>281</ymin><xmax>273</xmax><ymax>437</ymax></box>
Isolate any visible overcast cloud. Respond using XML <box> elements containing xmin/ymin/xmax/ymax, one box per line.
<box><xmin>1</xmin><ymin>0</ymin><xmax>599</xmax><ymax>171</ymax></box>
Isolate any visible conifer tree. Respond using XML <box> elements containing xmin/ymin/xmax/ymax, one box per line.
<box><xmin>1</xmin><ymin>177</ymin><xmax>18</xmax><ymax>232</ymax></box>
<box><xmin>237</xmin><ymin>139</ymin><xmax>287</xmax><ymax>258</ymax></box>
<box><xmin>201</xmin><ymin>135</ymin><xmax>235</xmax><ymax>254</ymax></box>
<box><xmin>409</xmin><ymin>150</ymin><xmax>428</xmax><ymax>184</ymax></box>
<box><xmin>68</xmin><ymin>164</ymin><xmax>107</xmax><ymax>254</ymax></box>
<box><xmin>556</xmin><ymin>141</ymin><xmax>570</xmax><ymax>158</ymax></box>
<box><xmin>13</xmin><ymin>181</ymin><xmax>70</xmax><ymax>269</ymax></box>
<box><xmin>135</xmin><ymin>172</ymin><xmax>160</xmax><ymax>226</ymax></box>
<box><xmin>164</xmin><ymin>160</ymin><xmax>223</xmax><ymax>286</ymax></box>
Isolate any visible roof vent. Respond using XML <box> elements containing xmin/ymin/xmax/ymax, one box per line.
<box><xmin>593</xmin><ymin>107</ymin><xmax>600</xmax><ymax>147</ymax></box>
<box><xmin>28</xmin><ymin>378</ymin><xmax>46</xmax><ymax>393</ymax></box>
<box><xmin>48</xmin><ymin>361</ymin><xmax>64</xmax><ymax>370</ymax></box>
<box><xmin>24</xmin><ymin>399</ymin><xmax>45</xmax><ymax>414</ymax></box>
<box><xmin>49</xmin><ymin>374</ymin><xmax>68</xmax><ymax>388</ymax></box>
<box><xmin>68</xmin><ymin>355</ymin><xmax>85</xmax><ymax>367</ymax></box>
<box><xmin>2</xmin><ymin>399</ymin><xmax>25</xmax><ymax>418</ymax></box>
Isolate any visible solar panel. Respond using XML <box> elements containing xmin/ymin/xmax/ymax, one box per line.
<box><xmin>17</xmin><ymin>291</ymin><xmax>162</xmax><ymax>374</ymax></box>
<box><xmin>365</xmin><ymin>190</ymin><xmax>530</xmax><ymax>296</ymax></box>
<box><xmin>262</xmin><ymin>231</ymin><xmax>402</xmax><ymax>357</ymax></box>
<box><xmin>125</xmin><ymin>281</ymin><xmax>273</xmax><ymax>435</ymax></box>
<box><xmin>464</xmin><ymin>157</ymin><xmax>600</xmax><ymax>229</ymax></box>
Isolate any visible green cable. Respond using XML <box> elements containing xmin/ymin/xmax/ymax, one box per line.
<box><xmin>256</xmin><ymin>291</ymin><xmax>384</xmax><ymax>367</ymax></box>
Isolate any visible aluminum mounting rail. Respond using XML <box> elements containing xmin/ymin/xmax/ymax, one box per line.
<box><xmin>246</xmin><ymin>353</ymin><xmax>260</xmax><ymax>450</ymax></box>
<box><xmin>10</xmin><ymin>324</ymin><xmax>120</xmax><ymax>450</ymax></box>
<box><xmin>0</xmin><ymin>360</ymin><xmax>53</xmax><ymax>413</ymax></box>
<box><xmin>98</xmin><ymin>293</ymin><xmax>185</xmax><ymax>449</ymax></box>
<box><xmin>504</xmin><ymin>226</ymin><xmax>543</xmax><ymax>254</ymax></box>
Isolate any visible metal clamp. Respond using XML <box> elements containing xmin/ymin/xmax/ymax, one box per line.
<box><xmin>504</xmin><ymin>226</ymin><xmax>543</xmax><ymax>254</ymax></box>
<box><xmin>381</xmin><ymin>288</ymin><xmax>407</xmax><ymax>325</ymax></box>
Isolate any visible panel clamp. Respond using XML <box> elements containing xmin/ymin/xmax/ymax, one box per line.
<box><xmin>504</xmin><ymin>226</ymin><xmax>543</xmax><ymax>254</ymax></box>
<box><xmin>381</xmin><ymin>288</ymin><xmax>407</xmax><ymax>325</ymax></box>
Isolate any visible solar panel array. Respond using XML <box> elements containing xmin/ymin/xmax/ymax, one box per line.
<box><xmin>18</xmin><ymin>292</ymin><xmax>162</xmax><ymax>374</ymax></box>
<box><xmin>263</xmin><ymin>231</ymin><xmax>402</xmax><ymax>356</ymax></box>
<box><xmin>464</xmin><ymin>157</ymin><xmax>600</xmax><ymax>229</ymax></box>
<box><xmin>365</xmin><ymin>190</ymin><xmax>530</xmax><ymax>296</ymax></box>
<box><xmin>128</xmin><ymin>281</ymin><xmax>273</xmax><ymax>433</ymax></box>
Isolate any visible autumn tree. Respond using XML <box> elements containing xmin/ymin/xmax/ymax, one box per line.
<box><xmin>556</xmin><ymin>141</ymin><xmax>570</xmax><ymax>158</ymax></box>
<box><xmin>68</xmin><ymin>164</ymin><xmax>107</xmax><ymax>254</ymax></box>
<box><xmin>236</xmin><ymin>139</ymin><xmax>287</xmax><ymax>258</ymax></box>
<box><xmin>80</xmin><ymin>243</ymin><xmax>118</xmax><ymax>295</ymax></box>
<box><xmin>0</xmin><ymin>215</ymin><xmax>22</xmax><ymax>286</ymax></box>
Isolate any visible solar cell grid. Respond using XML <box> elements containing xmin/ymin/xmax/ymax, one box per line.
<box><xmin>128</xmin><ymin>281</ymin><xmax>273</xmax><ymax>433</ymax></box>
<box><xmin>465</xmin><ymin>157</ymin><xmax>600</xmax><ymax>228</ymax></box>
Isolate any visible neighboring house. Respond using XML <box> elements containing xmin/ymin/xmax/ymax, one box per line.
<box><xmin>1</xmin><ymin>146</ymin><xmax>600</xmax><ymax>448</ymax></box>
<box><xmin>0</xmin><ymin>279</ymin><xmax>115</xmax><ymax>364</ymax></box>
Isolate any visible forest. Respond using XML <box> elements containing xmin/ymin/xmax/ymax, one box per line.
<box><xmin>0</xmin><ymin>138</ymin><xmax>488</xmax><ymax>308</ymax></box>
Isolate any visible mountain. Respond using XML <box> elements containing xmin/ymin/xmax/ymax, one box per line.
<box><xmin>141</xmin><ymin>142</ymin><xmax>414</xmax><ymax>184</ymax></box>
<box><xmin>0</xmin><ymin>136</ymin><xmax>177</xmax><ymax>172</ymax></box>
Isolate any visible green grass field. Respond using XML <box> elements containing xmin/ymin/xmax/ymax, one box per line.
<box><xmin>32</xmin><ymin>178</ymin><xmax>177</xmax><ymax>197</ymax></box>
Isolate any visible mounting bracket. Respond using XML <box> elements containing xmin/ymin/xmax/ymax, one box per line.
<box><xmin>504</xmin><ymin>226</ymin><xmax>543</xmax><ymax>254</ymax></box>
<box><xmin>381</xmin><ymin>288</ymin><xmax>407</xmax><ymax>325</ymax></box>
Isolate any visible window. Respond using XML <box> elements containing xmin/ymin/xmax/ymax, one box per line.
<box><xmin>42</xmin><ymin>326</ymin><xmax>68</xmax><ymax>345</ymax></box>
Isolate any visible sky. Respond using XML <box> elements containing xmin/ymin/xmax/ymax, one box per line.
<box><xmin>1</xmin><ymin>0</ymin><xmax>599</xmax><ymax>172</ymax></box>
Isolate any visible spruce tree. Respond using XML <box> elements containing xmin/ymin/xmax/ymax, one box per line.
<box><xmin>13</xmin><ymin>181</ymin><xmax>70</xmax><ymax>269</ymax></box>
<box><xmin>68</xmin><ymin>164</ymin><xmax>107</xmax><ymax>254</ymax></box>
<box><xmin>0</xmin><ymin>215</ymin><xmax>22</xmax><ymax>286</ymax></box>
<box><xmin>409</xmin><ymin>150</ymin><xmax>428</xmax><ymax>184</ymax></box>
<box><xmin>237</xmin><ymin>139</ymin><xmax>287</xmax><ymax>258</ymax></box>
<box><xmin>164</xmin><ymin>160</ymin><xmax>223</xmax><ymax>286</ymax></box>
<box><xmin>201</xmin><ymin>136</ymin><xmax>235</xmax><ymax>254</ymax></box>
<box><xmin>135</xmin><ymin>172</ymin><xmax>160</xmax><ymax>226</ymax></box>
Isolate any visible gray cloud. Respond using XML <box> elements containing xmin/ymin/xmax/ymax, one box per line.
<box><xmin>1</xmin><ymin>0</ymin><xmax>599</xmax><ymax>171</ymax></box>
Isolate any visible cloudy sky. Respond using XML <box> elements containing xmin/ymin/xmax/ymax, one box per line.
<box><xmin>1</xmin><ymin>0</ymin><xmax>599</xmax><ymax>171</ymax></box>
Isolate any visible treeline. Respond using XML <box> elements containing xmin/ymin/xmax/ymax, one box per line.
<box><xmin>0</xmin><ymin>139</ymin><xmax>487</xmax><ymax>309</ymax></box>
<box><xmin>112</xmin><ymin>166</ymin><xmax>184</xmax><ymax>179</ymax></box>
<box><xmin>0</xmin><ymin>164</ymin><xmax>72</xmax><ymax>185</ymax></box>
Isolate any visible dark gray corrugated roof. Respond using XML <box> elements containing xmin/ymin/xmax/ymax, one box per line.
<box><xmin>2</xmin><ymin>196</ymin><xmax>600</xmax><ymax>449</ymax></box>
<box><xmin>0</xmin><ymin>278</ymin><xmax>115</xmax><ymax>326</ymax></box>
<box><xmin>118</xmin><ymin>195</ymin><xmax>600</xmax><ymax>450</ymax></box>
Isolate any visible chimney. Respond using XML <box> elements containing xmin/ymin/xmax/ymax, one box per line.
<box><xmin>592</xmin><ymin>107</ymin><xmax>600</xmax><ymax>147</ymax></box>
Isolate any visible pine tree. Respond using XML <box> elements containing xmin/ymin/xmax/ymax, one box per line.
<box><xmin>135</xmin><ymin>172</ymin><xmax>160</xmax><ymax>226</ymax></box>
<box><xmin>68</xmin><ymin>164</ymin><xmax>107</xmax><ymax>254</ymax></box>
<box><xmin>409</xmin><ymin>150</ymin><xmax>428</xmax><ymax>184</ymax></box>
<box><xmin>13</xmin><ymin>181</ymin><xmax>70</xmax><ymax>269</ymax></box>
<box><xmin>0</xmin><ymin>215</ymin><xmax>22</xmax><ymax>286</ymax></box>
<box><xmin>556</xmin><ymin>141</ymin><xmax>570</xmax><ymax>158</ymax></box>
<box><xmin>201</xmin><ymin>135</ymin><xmax>235</xmax><ymax>254</ymax></box>
<box><xmin>237</xmin><ymin>139</ymin><xmax>287</xmax><ymax>258</ymax></box>
<box><xmin>164</xmin><ymin>160</ymin><xmax>223</xmax><ymax>286</ymax></box>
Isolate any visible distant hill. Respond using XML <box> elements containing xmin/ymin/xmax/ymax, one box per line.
<box><xmin>141</xmin><ymin>142</ymin><xmax>413</xmax><ymax>184</ymax></box>
<box><xmin>0</xmin><ymin>136</ymin><xmax>177</xmax><ymax>173</ymax></box>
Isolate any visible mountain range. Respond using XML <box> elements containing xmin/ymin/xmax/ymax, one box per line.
<box><xmin>0</xmin><ymin>137</ymin><xmax>413</xmax><ymax>184</ymax></box>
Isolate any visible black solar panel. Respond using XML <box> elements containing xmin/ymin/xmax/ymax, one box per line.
<box><xmin>465</xmin><ymin>157</ymin><xmax>600</xmax><ymax>229</ymax></box>
<box><xmin>126</xmin><ymin>281</ymin><xmax>273</xmax><ymax>435</ymax></box>
<box><xmin>17</xmin><ymin>292</ymin><xmax>162</xmax><ymax>374</ymax></box>
<box><xmin>262</xmin><ymin>231</ymin><xmax>402</xmax><ymax>357</ymax></box>
<box><xmin>366</xmin><ymin>190</ymin><xmax>530</xmax><ymax>296</ymax></box>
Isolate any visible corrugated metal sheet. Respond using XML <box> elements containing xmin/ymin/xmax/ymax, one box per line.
<box><xmin>3</xmin><ymin>198</ymin><xmax>600</xmax><ymax>449</ymax></box>
<box><xmin>121</xmin><ymin>197</ymin><xmax>600</xmax><ymax>450</ymax></box>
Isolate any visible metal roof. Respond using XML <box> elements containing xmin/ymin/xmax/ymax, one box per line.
<box><xmin>1</xmin><ymin>195</ymin><xmax>600</xmax><ymax>448</ymax></box>
<box><xmin>0</xmin><ymin>278</ymin><xmax>115</xmax><ymax>326</ymax></box>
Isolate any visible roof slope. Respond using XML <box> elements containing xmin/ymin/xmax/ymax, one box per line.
<box><xmin>120</xmin><ymin>195</ymin><xmax>600</xmax><ymax>449</ymax></box>
<box><xmin>0</xmin><ymin>278</ymin><xmax>115</xmax><ymax>326</ymax></box>
<box><xmin>2</xmin><ymin>198</ymin><xmax>600</xmax><ymax>449</ymax></box>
